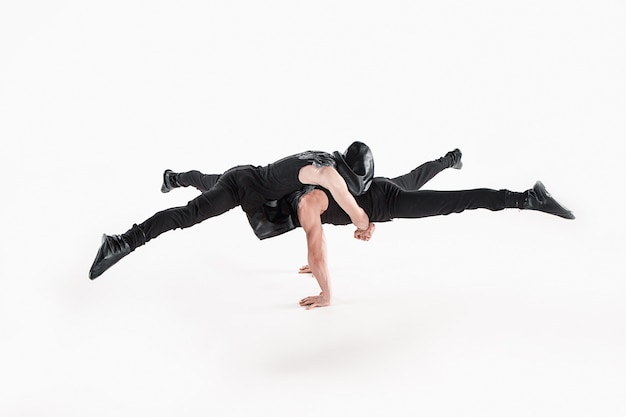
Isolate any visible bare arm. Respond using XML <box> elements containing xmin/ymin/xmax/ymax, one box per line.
<box><xmin>297</xmin><ymin>190</ymin><xmax>332</xmax><ymax>309</ymax></box>
<box><xmin>298</xmin><ymin>165</ymin><xmax>370</xmax><ymax>231</ymax></box>
<box><xmin>297</xmin><ymin>192</ymin><xmax>376</xmax><ymax>275</ymax></box>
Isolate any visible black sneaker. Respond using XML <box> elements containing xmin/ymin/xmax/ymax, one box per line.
<box><xmin>161</xmin><ymin>169</ymin><xmax>180</xmax><ymax>193</ymax></box>
<box><xmin>89</xmin><ymin>234</ymin><xmax>131</xmax><ymax>279</ymax></box>
<box><xmin>522</xmin><ymin>181</ymin><xmax>575</xmax><ymax>219</ymax></box>
<box><xmin>445</xmin><ymin>148</ymin><xmax>463</xmax><ymax>169</ymax></box>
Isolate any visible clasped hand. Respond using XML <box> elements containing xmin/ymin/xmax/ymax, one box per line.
<box><xmin>354</xmin><ymin>222</ymin><xmax>375</xmax><ymax>241</ymax></box>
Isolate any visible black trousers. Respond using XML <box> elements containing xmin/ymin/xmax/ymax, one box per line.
<box><xmin>383</xmin><ymin>183</ymin><xmax>512</xmax><ymax>220</ymax></box>
<box><xmin>176</xmin><ymin>170</ymin><xmax>221</xmax><ymax>192</ymax></box>
<box><xmin>132</xmin><ymin>152</ymin><xmax>317</xmax><ymax>247</ymax></box>
<box><xmin>387</xmin><ymin>155</ymin><xmax>451</xmax><ymax>191</ymax></box>
<box><xmin>134</xmin><ymin>168</ymin><xmax>241</xmax><ymax>248</ymax></box>
<box><xmin>382</xmin><ymin>156</ymin><xmax>519</xmax><ymax>220</ymax></box>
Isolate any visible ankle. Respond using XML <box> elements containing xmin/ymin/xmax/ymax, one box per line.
<box><xmin>504</xmin><ymin>190</ymin><xmax>525</xmax><ymax>208</ymax></box>
<box><xmin>122</xmin><ymin>224</ymin><xmax>146</xmax><ymax>251</ymax></box>
<box><xmin>170</xmin><ymin>172</ymin><xmax>180</xmax><ymax>187</ymax></box>
<box><xmin>444</xmin><ymin>148</ymin><xmax>462</xmax><ymax>169</ymax></box>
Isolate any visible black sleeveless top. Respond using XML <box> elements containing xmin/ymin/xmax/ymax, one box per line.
<box><xmin>241</xmin><ymin>151</ymin><xmax>335</xmax><ymax>239</ymax></box>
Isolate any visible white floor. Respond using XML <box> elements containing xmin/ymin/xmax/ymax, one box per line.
<box><xmin>1</xmin><ymin>1</ymin><xmax>625</xmax><ymax>416</ymax></box>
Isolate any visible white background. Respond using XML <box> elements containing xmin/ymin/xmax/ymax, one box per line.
<box><xmin>1</xmin><ymin>1</ymin><xmax>625</xmax><ymax>416</ymax></box>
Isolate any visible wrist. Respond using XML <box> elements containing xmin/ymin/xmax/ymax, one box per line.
<box><xmin>352</xmin><ymin>212</ymin><xmax>369</xmax><ymax>230</ymax></box>
<box><xmin>358</xmin><ymin>222</ymin><xmax>371</xmax><ymax>231</ymax></box>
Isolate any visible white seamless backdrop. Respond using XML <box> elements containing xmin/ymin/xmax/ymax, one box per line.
<box><xmin>1</xmin><ymin>1</ymin><xmax>625</xmax><ymax>416</ymax></box>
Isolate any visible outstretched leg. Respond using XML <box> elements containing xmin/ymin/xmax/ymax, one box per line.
<box><xmin>390</xmin><ymin>188</ymin><xmax>513</xmax><ymax>219</ymax></box>
<box><xmin>389</xmin><ymin>149</ymin><xmax>462</xmax><ymax>191</ymax></box>
<box><xmin>384</xmin><ymin>180</ymin><xmax>574</xmax><ymax>220</ymax></box>
<box><xmin>90</xmin><ymin>176</ymin><xmax>240</xmax><ymax>280</ymax></box>
<box><xmin>140</xmin><ymin>183</ymin><xmax>238</xmax><ymax>244</ymax></box>
<box><xmin>162</xmin><ymin>170</ymin><xmax>222</xmax><ymax>193</ymax></box>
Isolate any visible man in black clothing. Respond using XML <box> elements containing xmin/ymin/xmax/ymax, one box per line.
<box><xmin>158</xmin><ymin>149</ymin><xmax>574</xmax><ymax>309</ymax></box>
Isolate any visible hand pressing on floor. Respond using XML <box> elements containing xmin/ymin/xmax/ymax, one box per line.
<box><xmin>299</xmin><ymin>292</ymin><xmax>331</xmax><ymax>310</ymax></box>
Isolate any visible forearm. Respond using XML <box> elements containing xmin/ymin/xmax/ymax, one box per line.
<box><xmin>311</xmin><ymin>166</ymin><xmax>369</xmax><ymax>230</ymax></box>
<box><xmin>349</xmin><ymin>207</ymin><xmax>370</xmax><ymax>231</ymax></box>
<box><xmin>331</xmin><ymin>191</ymin><xmax>369</xmax><ymax>230</ymax></box>
<box><xmin>297</xmin><ymin>189</ymin><xmax>334</xmax><ymax>309</ymax></box>
<box><xmin>308</xmin><ymin>253</ymin><xmax>332</xmax><ymax>300</ymax></box>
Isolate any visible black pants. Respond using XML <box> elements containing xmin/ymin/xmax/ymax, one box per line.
<box><xmin>134</xmin><ymin>167</ymin><xmax>243</xmax><ymax>248</ymax></box>
<box><xmin>387</xmin><ymin>155</ymin><xmax>451</xmax><ymax>191</ymax></box>
<box><xmin>386</xmin><ymin>184</ymin><xmax>512</xmax><ymax>220</ymax></box>
<box><xmin>176</xmin><ymin>170</ymin><xmax>222</xmax><ymax>192</ymax></box>
<box><xmin>389</xmin><ymin>156</ymin><xmax>517</xmax><ymax>219</ymax></box>
<box><xmin>133</xmin><ymin>152</ymin><xmax>317</xmax><ymax>247</ymax></box>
